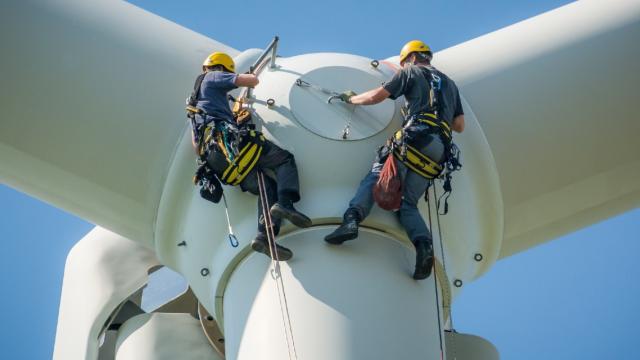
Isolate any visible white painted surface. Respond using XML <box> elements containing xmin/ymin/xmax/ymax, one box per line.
<box><xmin>114</xmin><ymin>313</ymin><xmax>222</xmax><ymax>360</ymax></box>
<box><xmin>445</xmin><ymin>332</ymin><xmax>499</xmax><ymax>360</ymax></box>
<box><xmin>435</xmin><ymin>0</ymin><xmax>640</xmax><ymax>257</ymax></box>
<box><xmin>287</xmin><ymin>62</ymin><xmax>395</xmax><ymax>140</ymax></box>
<box><xmin>224</xmin><ymin>227</ymin><xmax>444</xmax><ymax>360</ymax></box>
<box><xmin>0</xmin><ymin>0</ymin><xmax>237</xmax><ymax>245</ymax></box>
<box><xmin>53</xmin><ymin>228</ymin><xmax>160</xmax><ymax>360</ymax></box>
<box><xmin>4</xmin><ymin>0</ymin><xmax>638</xmax><ymax>358</ymax></box>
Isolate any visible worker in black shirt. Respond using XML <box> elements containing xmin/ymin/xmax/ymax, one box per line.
<box><xmin>325</xmin><ymin>40</ymin><xmax>465</xmax><ymax>279</ymax></box>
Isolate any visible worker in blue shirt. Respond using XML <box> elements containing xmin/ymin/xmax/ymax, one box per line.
<box><xmin>188</xmin><ymin>52</ymin><xmax>311</xmax><ymax>261</ymax></box>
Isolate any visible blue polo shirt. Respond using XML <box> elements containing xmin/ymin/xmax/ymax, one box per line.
<box><xmin>196</xmin><ymin>71</ymin><xmax>238</xmax><ymax>121</ymax></box>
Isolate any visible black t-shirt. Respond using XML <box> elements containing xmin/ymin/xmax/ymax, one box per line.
<box><xmin>383</xmin><ymin>64</ymin><xmax>463</xmax><ymax>127</ymax></box>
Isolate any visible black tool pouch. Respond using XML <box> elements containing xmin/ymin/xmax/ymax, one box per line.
<box><xmin>200</xmin><ymin>181</ymin><xmax>223</xmax><ymax>203</ymax></box>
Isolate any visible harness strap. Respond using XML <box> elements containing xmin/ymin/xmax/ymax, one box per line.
<box><xmin>207</xmin><ymin>130</ymin><xmax>265</xmax><ymax>186</ymax></box>
<box><xmin>392</xmin><ymin>129</ymin><xmax>444</xmax><ymax>180</ymax></box>
<box><xmin>414</xmin><ymin>112</ymin><xmax>452</xmax><ymax>140</ymax></box>
<box><xmin>186</xmin><ymin>72</ymin><xmax>207</xmax><ymax>116</ymax></box>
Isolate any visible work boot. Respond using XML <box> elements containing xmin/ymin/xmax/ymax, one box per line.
<box><xmin>324</xmin><ymin>210</ymin><xmax>360</xmax><ymax>245</ymax></box>
<box><xmin>251</xmin><ymin>233</ymin><xmax>293</xmax><ymax>261</ymax></box>
<box><xmin>270</xmin><ymin>201</ymin><xmax>312</xmax><ymax>228</ymax></box>
<box><xmin>413</xmin><ymin>241</ymin><xmax>434</xmax><ymax>280</ymax></box>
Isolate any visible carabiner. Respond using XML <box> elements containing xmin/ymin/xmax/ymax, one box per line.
<box><xmin>228</xmin><ymin>234</ymin><xmax>239</xmax><ymax>248</ymax></box>
<box><xmin>327</xmin><ymin>94</ymin><xmax>344</xmax><ymax>104</ymax></box>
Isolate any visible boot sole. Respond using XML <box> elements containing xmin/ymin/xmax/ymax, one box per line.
<box><xmin>270</xmin><ymin>206</ymin><xmax>312</xmax><ymax>228</ymax></box>
<box><xmin>252</xmin><ymin>240</ymin><xmax>293</xmax><ymax>261</ymax></box>
<box><xmin>413</xmin><ymin>257</ymin><xmax>433</xmax><ymax>280</ymax></box>
<box><xmin>324</xmin><ymin>230</ymin><xmax>358</xmax><ymax>245</ymax></box>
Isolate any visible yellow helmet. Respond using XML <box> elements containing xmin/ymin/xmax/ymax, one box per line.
<box><xmin>399</xmin><ymin>40</ymin><xmax>431</xmax><ymax>64</ymax></box>
<box><xmin>202</xmin><ymin>52</ymin><xmax>235</xmax><ymax>73</ymax></box>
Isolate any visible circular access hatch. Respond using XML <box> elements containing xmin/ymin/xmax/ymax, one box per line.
<box><xmin>288</xmin><ymin>66</ymin><xmax>395</xmax><ymax>141</ymax></box>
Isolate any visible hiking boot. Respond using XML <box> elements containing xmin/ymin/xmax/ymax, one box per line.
<box><xmin>270</xmin><ymin>202</ymin><xmax>312</xmax><ymax>228</ymax></box>
<box><xmin>413</xmin><ymin>241</ymin><xmax>434</xmax><ymax>280</ymax></box>
<box><xmin>325</xmin><ymin>210</ymin><xmax>360</xmax><ymax>245</ymax></box>
<box><xmin>251</xmin><ymin>233</ymin><xmax>293</xmax><ymax>261</ymax></box>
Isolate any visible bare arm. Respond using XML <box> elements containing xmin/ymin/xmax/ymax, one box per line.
<box><xmin>452</xmin><ymin>115</ymin><xmax>465</xmax><ymax>133</ymax></box>
<box><xmin>235</xmin><ymin>74</ymin><xmax>259</xmax><ymax>88</ymax></box>
<box><xmin>349</xmin><ymin>86</ymin><xmax>391</xmax><ymax>105</ymax></box>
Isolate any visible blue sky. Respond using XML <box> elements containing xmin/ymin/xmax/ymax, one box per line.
<box><xmin>2</xmin><ymin>0</ymin><xmax>639</xmax><ymax>359</ymax></box>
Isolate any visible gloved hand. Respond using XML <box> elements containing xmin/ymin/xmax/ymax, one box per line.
<box><xmin>338</xmin><ymin>90</ymin><xmax>357</xmax><ymax>103</ymax></box>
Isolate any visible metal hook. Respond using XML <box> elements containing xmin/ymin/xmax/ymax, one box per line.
<box><xmin>342</xmin><ymin>126</ymin><xmax>350</xmax><ymax>139</ymax></box>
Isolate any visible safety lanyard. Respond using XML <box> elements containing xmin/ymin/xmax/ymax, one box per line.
<box><xmin>221</xmin><ymin>193</ymin><xmax>239</xmax><ymax>247</ymax></box>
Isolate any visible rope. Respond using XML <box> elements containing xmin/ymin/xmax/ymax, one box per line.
<box><xmin>425</xmin><ymin>181</ymin><xmax>445</xmax><ymax>358</ymax></box>
<box><xmin>221</xmin><ymin>193</ymin><xmax>239</xmax><ymax>247</ymax></box>
<box><xmin>433</xmin><ymin>182</ymin><xmax>458</xmax><ymax>359</ymax></box>
<box><xmin>257</xmin><ymin>171</ymin><xmax>299</xmax><ymax>360</ymax></box>
<box><xmin>433</xmin><ymin>183</ymin><xmax>453</xmax><ymax>328</ymax></box>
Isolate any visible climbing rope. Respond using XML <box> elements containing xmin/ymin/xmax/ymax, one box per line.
<box><xmin>425</xmin><ymin>181</ymin><xmax>445</xmax><ymax>359</ymax></box>
<box><xmin>431</xmin><ymin>181</ymin><xmax>458</xmax><ymax>359</ymax></box>
<box><xmin>257</xmin><ymin>171</ymin><xmax>299</xmax><ymax>360</ymax></box>
<box><xmin>433</xmin><ymin>184</ymin><xmax>450</xmax><ymax>306</ymax></box>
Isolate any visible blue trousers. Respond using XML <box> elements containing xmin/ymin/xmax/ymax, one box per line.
<box><xmin>347</xmin><ymin>133</ymin><xmax>445</xmax><ymax>244</ymax></box>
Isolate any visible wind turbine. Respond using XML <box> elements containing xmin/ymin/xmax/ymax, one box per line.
<box><xmin>1</xmin><ymin>0</ymin><xmax>638</xmax><ymax>359</ymax></box>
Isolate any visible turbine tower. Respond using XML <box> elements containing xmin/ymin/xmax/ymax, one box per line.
<box><xmin>1</xmin><ymin>0</ymin><xmax>638</xmax><ymax>359</ymax></box>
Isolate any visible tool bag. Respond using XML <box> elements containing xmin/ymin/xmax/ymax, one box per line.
<box><xmin>373</xmin><ymin>153</ymin><xmax>403</xmax><ymax>211</ymax></box>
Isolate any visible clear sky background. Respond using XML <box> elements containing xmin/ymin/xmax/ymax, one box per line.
<box><xmin>1</xmin><ymin>0</ymin><xmax>639</xmax><ymax>359</ymax></box>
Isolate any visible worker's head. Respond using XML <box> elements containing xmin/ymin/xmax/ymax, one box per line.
<box><xmin>399</xmin><ymin>40</ymin><xmax>432</xmax><ymax>67</ymax></box>
<box><xmin>202</xmin><ymin>52</ymin><xmax>235</xmax><ymax>73</ymax></box>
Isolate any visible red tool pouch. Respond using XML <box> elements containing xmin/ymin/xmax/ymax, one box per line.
<box><xmin>373</xmin><ymin>155</ymin><xmax>403</xmax><ymax>211</ymax></box>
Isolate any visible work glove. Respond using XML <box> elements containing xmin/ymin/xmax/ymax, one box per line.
<box><xmin>338</xmin><ymin>90</ymin><xmax>357</xmax><ymax>103</ymax></box>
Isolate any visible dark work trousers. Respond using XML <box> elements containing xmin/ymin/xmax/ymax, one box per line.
<box><xmin>241</xmin><ymin>173</ymin><xmax>281</xmax><ymax>236</ymax></box>
<box><xmin>347</xmin><ymin>131</ymin><xmax>446</xmax><ymax>245</ymax></box>
<box><xmin>197</xmin><ymin>117</ymin><xmax>301</xmax><ymax>236</ymax></box>
<box><xmin>238</xmin><ymin>140</ymin><xmax>302</xmax><ymax>236</ymax></box>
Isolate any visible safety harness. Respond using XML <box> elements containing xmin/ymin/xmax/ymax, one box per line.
<box><xmin>389</xmin><ymin>66</ymin><xmax>462</xmax><ymax>214</ymax></box>
<box><xmin>186</xmin><ymin>70</ymin><xmax>266</xmax><ymax>190</ymax></box>
<box><xmin>391</xmin><ymin>113</ymin><xmax>452</xmax><ymax>180</ymax></box>
<box><xmin>203</xmin><ymin>127</ymin><xmax>266</xmax><ymax>186</ymax></box>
